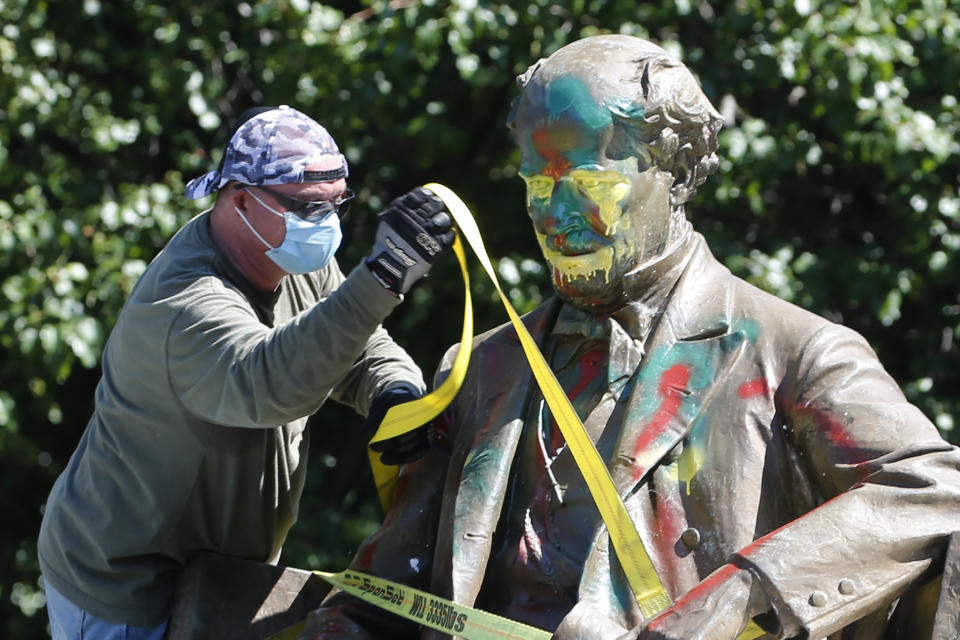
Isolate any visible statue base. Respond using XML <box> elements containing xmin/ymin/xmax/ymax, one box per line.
<box><xmin>165</xmin><ymin>553</ymin><xmax>329</xmax><ymax>640</ymax></box>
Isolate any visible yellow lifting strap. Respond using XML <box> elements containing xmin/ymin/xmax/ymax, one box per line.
<box><xmin>365</xmin><ymin>183</ymin><xmax>765</xmax><ymax>639</ymax></box>
<box><xmin>267</xmin><ymin>569</ymin><xmax>553</xmax><ymax>640</ymax></box>
<box><xmin>366</xmin><ymin>232</ymin><xmax>473</xmax><ymax>507</ymax></box>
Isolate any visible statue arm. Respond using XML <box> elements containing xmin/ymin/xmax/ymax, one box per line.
<box><xmin>611</xmin><ymin>564</ymin><xmax>771</xmax><ymax>640</ymax></box>
<box><xmin>616</xmin><ymin>323</ymin><xmax>960</xmax><ymax>640</ymax></box>
<box><xmin>730</xmin><ymin>323</ymin><xmax>960</xmax><ymax>638</ymax></box>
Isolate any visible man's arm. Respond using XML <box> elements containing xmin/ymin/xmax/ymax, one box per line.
<box><xmin>328</xmin><ymin>324</ymin><xmax>425</xmax><ymax>417</ymax></box>
<box><xmin>168</xmin><ymin>263</ymin><xmax>404</xmax><ymax>428</ymax></box>
<box><xmin>168</xmin><ymin>186</ymin><xmax>452</xmax><ymax>429</ymax></box>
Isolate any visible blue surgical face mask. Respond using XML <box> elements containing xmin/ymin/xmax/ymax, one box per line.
<box><xmin>236</xmin><ymin>188</ymin><xmax>343</xmax><ymax>274</ymax></box>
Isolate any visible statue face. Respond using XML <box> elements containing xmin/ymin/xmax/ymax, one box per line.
<box><xmin>514</xmin><ymin>75</ymin><xmax>676</xmax><ymax>312</ymax></box>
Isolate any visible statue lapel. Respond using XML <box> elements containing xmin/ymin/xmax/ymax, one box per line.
<box><xmin>576</xmin><ymin>238</ymin><xmax>746</xmax><ymax>622</ymax></box>
<box><xmin>610</xmin><ymin>237</ymin><xmax>746</xmax><ymax>497</ymax></box>
<box><xmin>446</xmin><ymin>300</ymin><xmax>561</xmax><ymax>606</ymax></box>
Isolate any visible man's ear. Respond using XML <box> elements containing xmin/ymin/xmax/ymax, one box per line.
<box><xmin>669</xmin><ymin>144</ymin><xmax>697</xmax><ymax>206</ymax></box>
<box><xmin>223</xmin><ymin>183</ymin><xmax>249</xmax><ymax>212</ymax></box>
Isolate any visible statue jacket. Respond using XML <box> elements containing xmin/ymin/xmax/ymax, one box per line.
<box><xmin>306</xmin><ymin>234</ymin><xmax>960</xmax><ymax>640</ymax></box>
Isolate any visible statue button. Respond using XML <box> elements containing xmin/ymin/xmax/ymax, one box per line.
<box><xmin>838</xmin><ymin>579</ymin><xmax>855</xmax><ymax>595</ymax></box>
<box><xmin>680</xmin><ymin>527</ymin><xmax>701</xmax><ymax>549</ymax></box>
<box><xmin>809</xmin><ymin>591</ymin><xmax>828</xmax><ymax>607</ymax></box>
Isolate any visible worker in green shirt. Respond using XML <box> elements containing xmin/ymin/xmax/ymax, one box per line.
<box><xmin>38</xmin><ymin>105</ymin><xmax>453</xmax><ymax>639</ymax></box>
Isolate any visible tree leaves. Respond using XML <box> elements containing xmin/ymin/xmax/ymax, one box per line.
<box><xmin>1</xmin><ymin>2</ymin><xmax>957</xmax><ymax>635</ymax></box>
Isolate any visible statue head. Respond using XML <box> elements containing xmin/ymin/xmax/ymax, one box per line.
<box><xmin>508</xmin><ymin>35</ymin><xmax>723</xmax><ymax>312</ymax></box>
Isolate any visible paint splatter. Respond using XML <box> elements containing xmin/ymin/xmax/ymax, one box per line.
<box><xmin>545</xmin><ymin>344</ymin><xmax>606</xmax><ymax>452</ymax></box>
<box><xmin>356</xmin><ymin>538</ymin><xmax>378</xmax><ymax>569</ymax></box>
<box><xmin>632</xmin><ymin>364</ymin><xmax>691</xmax><ymax>464</ymax></box>
<box><xmin>794</xmin><ymin>404</ymin><xmax>855</xmax><ymax>451</ymax></box>
<box><xmin>738</xmin><ymin>377</ymin><xmax>768</xmax><ymax>398</ymax></box>
<box><xmin>537</xmin><ymin>234</ymin><xmax>615</xmax><ymax>284</ymax></box>
<box><xmin>645</xmin><ymin>563</ymin><xmax>739</xmax><ymax>633</ymax></box>
<box><xmin>676</xmin><ymin>443</ymin><xmax>704</xmax><ymax>495</ymax></box>
<box><xmin>531</xmin><ymin>129</ymin><xmax>572</xmax><ymax>180</ymax></box>
<box><xmin>567</xmin><ymin>169</ymin><xmax>632</xmax><ymax>235</ymax></box>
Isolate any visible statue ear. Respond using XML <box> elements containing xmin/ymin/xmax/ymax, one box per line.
<box><xmin>669</xmin><ymin>144</ymin><xmax>697</xmax><ymax>205</ymax></box>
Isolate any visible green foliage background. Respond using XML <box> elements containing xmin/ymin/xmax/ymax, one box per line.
<box><xmin>1</xmin><ymin>0</ymin><xmax>957</xmax><ymax>636</ymax></box>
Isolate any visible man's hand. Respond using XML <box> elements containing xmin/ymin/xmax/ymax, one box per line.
<box><xmin>617</xmin><ymin>565</ymin><xmax>773</xmax><ymax>640</ymax></box>
<box><xmin>365</xmin><ymin>386</ymin><xmax>433</xmax><ymax>465</ymax></box>
<box><xmin>365</xmin><ymin>186</ymin><xmax>455</xmax><ymax>295</ymax></box>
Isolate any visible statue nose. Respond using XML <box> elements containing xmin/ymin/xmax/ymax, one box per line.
<box><xmin>532</xmin><ymin>184</ymin><xmax>582</xmax><ymax>235</ymax></box>
<box><xmin>532</xmin><ymin>205</ymin><xmax>576</xmax><ymax>237</ymax></box>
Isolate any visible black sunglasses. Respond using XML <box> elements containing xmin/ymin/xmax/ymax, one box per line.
<box><xmin>254</xmin><ymin>185</ymin><xmax>354</xmax><ymax>223</ymax></box>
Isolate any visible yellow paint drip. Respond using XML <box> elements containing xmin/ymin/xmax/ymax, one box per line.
<box><xmin>521</xmin><ymin>174</ymin><xmax>555</xmax><ymax>202</ymax></box>
<box><xmin>676</xmin><ymin>445</ymin><xmax>704</xmax><ymax>495</ymax></box>
<box><xmin>567</xmin><ymin>169</ymin><xmax>632</xmax><ymax>235</ymax></box>
<box><xmin>536</xmin><ymin>232</ymin><xmax>614</xmax><ymax>284</ymax></box>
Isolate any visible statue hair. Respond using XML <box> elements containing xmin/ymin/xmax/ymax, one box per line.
<box><xmin>510</xmin><ymin>35</ymin><xmax>724</xmax><ymax>205</ymax></box>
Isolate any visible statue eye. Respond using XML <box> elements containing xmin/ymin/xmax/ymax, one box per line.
<box><xmin>569</xmin><ymin>171</ymin><xmax>610</xmax><ymax>197</ymax></box>
<box><xmin>568</xmin><ymin>170</ymin><xmax>631</xmax><ymax>204</ymax></box>
<box><xmin>522</xmin><ymin>175</ymin><xmax>555</xmax><ymax>201</ymax></box>
<box><xmin>575</xmin><ymin>178</ymin><xmax>604</xmax><ymax>194</ymax></box>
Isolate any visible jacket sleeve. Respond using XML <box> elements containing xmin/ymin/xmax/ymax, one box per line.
<box><xmin>327</xmin><ymin>323</ymin><xmax>425</xmax><ymax>417</ymax></box>
<box><xmin>310</xmin><ymin>261</ymin><xmax>425</xmax><ymax>416</ymax></box>
<box><xmin>732</xmin><ymin>323</ymin><xmax>960</xmax><ymax>638</ymax></box>
<box><xmin>166</xmin><ymin>264</ymin><xmax>408</xmax><ymax>427</ymax></box>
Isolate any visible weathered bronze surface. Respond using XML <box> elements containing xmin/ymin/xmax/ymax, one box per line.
<box><xmin>301</xmin><ymin>35</ymin><xmax>960</xmax><ymax>640</ymax></box>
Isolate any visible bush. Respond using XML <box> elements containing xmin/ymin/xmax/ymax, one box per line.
<box><xmin>1</xmin><ymin>1</ymin><xmax>956</xmax><ymax>636</ymax></box>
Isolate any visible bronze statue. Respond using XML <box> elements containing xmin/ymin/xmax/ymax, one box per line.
<box><xmin>301</xmin><ymin>35</ymin><xmax>960</xmax><ymax>639</ymax></box>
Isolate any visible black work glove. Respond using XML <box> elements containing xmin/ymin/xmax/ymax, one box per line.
<box><xmin>365</xmin><ymin>386</ymin><xmax>434</xmax><ymax>465</ymax></box>
<box><xmin>365</xmin><ymin>186</ymin><xmax>455</xmax><ymax>295</ymax></box>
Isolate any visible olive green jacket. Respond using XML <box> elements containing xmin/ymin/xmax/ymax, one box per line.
<box><xmin>39</xmin><ymin>211</ymin><xmax>424</xmax><ymax>626</ymax></box>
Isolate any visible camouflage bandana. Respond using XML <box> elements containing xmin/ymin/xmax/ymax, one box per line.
<box><xmin>184</xmin><ymin>105</ymin><xmax>349</xmax><ymax>200</ymax></box>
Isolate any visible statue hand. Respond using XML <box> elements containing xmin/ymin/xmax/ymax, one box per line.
<box><xmin>552</xmin><ymin>600</ymin><xmax>630</xmax><ymax>639</ymax></box>
<box><xmin>619</xmin><ymin>565</ymin><xmax>772</xmax><ymax>640</ymax></box>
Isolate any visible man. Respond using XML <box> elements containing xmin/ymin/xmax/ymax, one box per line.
<box><xmin>302</xmin><ymin>36</ymin><xmax>960</xmax><ymax>639</ymax></box>
<box><xmin>38</xmin><ymin>105</ymin><xmax>454</xmax><ymax>639</ymax></box>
